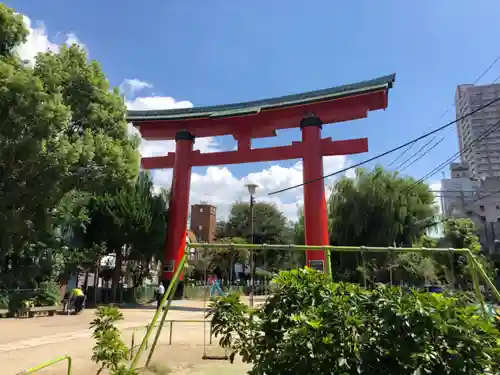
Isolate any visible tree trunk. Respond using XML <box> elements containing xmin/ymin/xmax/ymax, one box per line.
<box><xmin>111</xmin><ymin>249</ymin><xmax>123</xmax><ymax>302</ymax></box>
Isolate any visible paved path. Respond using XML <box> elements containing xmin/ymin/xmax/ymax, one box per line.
<box><xmin>0</xmin><ymin>298</ymin><xmax>261</xmax><ymax>374</ymax></box>
<box><xmin>0</xmin><ymin>300</ymin><xmax>210</xmax><ymax>374</ymax></box>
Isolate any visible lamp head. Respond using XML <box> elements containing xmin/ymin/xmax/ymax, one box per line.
<box><xmin>245</xmin><ymin>183</ymin><xmax>259</xmax><ymax>197</ymax></box>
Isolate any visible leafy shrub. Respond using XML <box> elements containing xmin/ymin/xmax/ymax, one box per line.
<box><xmin>8</xmin><ymin>290</ymin><xmax>37</xmax><ymax>313</ymax></box>
<box><xmin>35</xmin><ymin>281</ymin><xmax>60</xmax><ymax>306</ymax></box>
<box><xmin>90</xmin><ymin>306</ymin><xmax>130</xmax><ymax>375</ymax></box>
<box><xmin>209</xmin><ymin>268</ymin><xmax>500</xmax><ymax>375</ymax></box>
<box><xmin>0</xmin><ymin>292</ymin><xmax>9</xmax><ymax>309</ymax></box>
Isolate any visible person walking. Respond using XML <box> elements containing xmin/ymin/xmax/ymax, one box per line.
<box><xmin>156</xmin><ymin>282</ymin><xmax>165</xmax><ymax>310</ymax></box>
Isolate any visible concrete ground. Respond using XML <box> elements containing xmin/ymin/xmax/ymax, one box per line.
<box><xmin>1</xmin><ymin>300</ymin><xmax>254</xmax><ymax>375</ymax></box>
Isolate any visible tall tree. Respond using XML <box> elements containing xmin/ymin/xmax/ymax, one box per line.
<box><xmin>224</xmin><ymin>201</ymin><xmax>289</xmax><ymax>244</ymax></box>
<box><xmin>0</xmin><ymin>3</ymin><xmax>139</xmax><ymax>257</ymax></box>
<box><xmin>443</xmin><ymin>218</ymin><xmax>481</xmax><ymax>252</ymax></box>
<box><xmin>220</xmin><ymin>201</ymin><xmax>291</xmax><ymax>269</ymax></box>
<box><xmin>84</xmin><ymin>172</ymin><xmax>168</xmax><ymax>300</ymax></box>
<box><xmin>328</xmin><ymin>167</ymin><xmax>437</xmax><ymax>247</ymax></box>
<box><xmin>442</xmin><ymin>217</ymin><xmax>496</xmax><ymax>286</ymax></box>
<box><xmin>325</xmin><ymin>167</ymin><xmax>438</xmax><ymax>284</ymax></box>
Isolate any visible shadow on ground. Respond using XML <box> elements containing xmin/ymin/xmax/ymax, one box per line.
<box><xmin>116</xmin><ymin>303</ymin><xmax>208</xmax><ymax>313</ymax></box>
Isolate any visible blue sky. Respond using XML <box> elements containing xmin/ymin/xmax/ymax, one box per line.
<box><xmin>7</xmin><ymin>0</ymin><xmax>500</xmax><ymax>219</ymax></box>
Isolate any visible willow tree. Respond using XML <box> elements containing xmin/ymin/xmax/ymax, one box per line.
<box><xmin>328</xmin><ymin>167</ymin><xmax>436</xmax><ymax>247</ymax></box>
<box><xmin>326</xmin><ymin>167</ymin><xmax>437</xmax><ymax>284</ymax></box>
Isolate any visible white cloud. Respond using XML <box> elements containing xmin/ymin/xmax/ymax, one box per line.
<box><xmin>153</xmin><ymin>156</ymin><xmax>349</xmax><ymax>221</ymax></box>
<box><xmin>125</xmin><ymin>92</ymin><xmax>216</xmax><ymax>158</ymax></box>
<box><xmin>11</xmin><ymin>12</ymin><xmax>350</xmax><ymax>223</ymax></box>
<box><xmin>15</xmin><ymin>15</ymin><xmax>86</xmax><ymax>65</ymax></box>
<box><xmin>120</xmin><ymin>79</ymin><xmax>153</xmax><ymax>97</ymax></box>
<box><xmin>126</xmin><ymin>79</ymin><xmax>352</xmax><ymax>221</ymax></box>
<box><xmin>126</xmin><ymin>95</ymin><xmax>193</xmax><ymax>111</ymax></box>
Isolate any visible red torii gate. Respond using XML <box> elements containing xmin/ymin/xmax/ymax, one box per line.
<box><xmin>128</xmin><ymin>74</ymin><xmax>395</xmax><ymax>294</ymax></box>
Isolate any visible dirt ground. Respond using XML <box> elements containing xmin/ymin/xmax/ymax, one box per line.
<box><xmin>0</xmin><ymin>299</ymin><xmax>255</xmax><ymax>375</ymax></box>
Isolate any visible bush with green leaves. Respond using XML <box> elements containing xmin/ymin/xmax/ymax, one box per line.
<box><xmin>209</xmin><ymin>268</ymin><xmax>500</xmax><ymax>375</ymax></box>
<box><xmin>35</xmin><ymin>281</ymin><xmax>61</xmax><ymax>306</ymax></box>
<box><xmin>90</xmin><ymin>306</ymin><xmax>135</xmax><ymax>375</ymax></box>
<box><xmin>0</xmin><ymin>292</ymin><xmax>9</xmax><ymax>309</ymax></box>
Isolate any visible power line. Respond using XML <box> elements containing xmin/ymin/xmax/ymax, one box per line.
<box><xmin>398</xmin><ymin>138</ymin><xmax>444</xmax><ymax>173</ymax></box>
<box><xmin>388</xmin><ymin>53</ymin><xmax>500</xmax><ymax>168</ymax></box>
<box><xmin>387</xmin><ymin>110</ymin><xmax>450</xmax><ymax>167</ymax></box>
<box><xmin>398</xmin><ymin>137</ymin><xmax>446</xmax><ymax>173</ymax></box>
<box><xmin>423</xmin><ymin>189</ymin><xmax>500</xmax><ymax>230</ymax></box>
<box><xmin>431</xmin><ymin>189</ymin><xmax>500</xmax><ymax>193</ymax></box>
<box><xmin>402</xmin><ymin>118</ymin><xmax>500</xmax><ymax>193</ymax></box>
<box><xmin>395</xmin><ymin>66</ymin><xmax>500</xmax><ymax>174</ymax></box>
<box><xmin>393</xmin><ymin>137</ymin><xmax>435</xmax><ymax>170</ymax></box>
<box><xmin>268</xmin><ymin>94</ymin><xmax>500</xmax><ymax>196</ymax></box>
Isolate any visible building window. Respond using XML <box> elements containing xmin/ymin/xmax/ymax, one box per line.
<box><xmin>497</xmin><ymin>204</ymin><xmax>500</xmax><ymax>210</ymax></box>
<box><xmin>480</xmin><ymin>205</ymin><xmax>485</xmax><ymax>211</ymax></box>
<box><xmin>199</xmin><ymin>208</ymin><xmax>204</xmax><ymax>213</ymax></box>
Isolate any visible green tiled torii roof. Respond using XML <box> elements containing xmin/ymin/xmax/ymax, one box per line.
<box><xmin>127</xmin><ymin>73</ymin><xmax>395</xmax><ymax>121</ymax></box>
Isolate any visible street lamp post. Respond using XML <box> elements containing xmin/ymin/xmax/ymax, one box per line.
<box><xmin>246</xmin><ymin>183</ymin><xmax>259</xmax><ymax>308</ymax></box>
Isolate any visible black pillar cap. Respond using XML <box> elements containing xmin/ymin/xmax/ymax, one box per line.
<box><xmin>300</xmin><ymin>113</ymin><xmax>323</xmax><ymax>129</ymax></box>
<box><xmin>175</xmin><ymin>130</ymin><xmax>195</xmax><ymax>141</ymax></box>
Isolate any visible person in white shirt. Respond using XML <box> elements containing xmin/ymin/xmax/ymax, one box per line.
<box><xmin>156</xmin><ymin>282</ymin><xmax>165</xmax><ymax>310</ymax></box>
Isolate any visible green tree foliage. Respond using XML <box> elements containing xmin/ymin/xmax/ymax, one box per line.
<box><xmin>90</xmin><ymin>306</ymin><xmax>134</xmax><ymax>375</ymax></box>
<box><xmin>324</xmin><ymin>167</ymin><xmax>439</xmax><ymax>284</ymax></box>
<box><xmin>209</xmin><ymin>268</ymin><xmax>500</xmax><ymax>375</ymax></box>
<box><xmin>442</xmin><ymin>218</ymin><xmax>496</xmax><ymax>287</ymax></box>
<box><xmin>443</xmin><ymin>218</ymin><xmax>481</xmax><ymax>252</ymax></box>
<box><xmin>293</xmin><ymin>206</ymin><xmax>305</xmax><ymax>245</ymax></box>
<box><xmin>0</xmin><ymin>3</ymin><xmax>139</xmax><ymax>257</ymax></box>
<box><xmin>219</xmin><ymin>201</ymin><xmax>293</xmax><ymax>269</ymax></box>
<box><xmin>0</xmin><ymin>190</ymin><xmax>98</xmax><ymax>290</ymax></box>
<box><xmin>84</xmin><ymin>172</ymin><xmax>168</xmax><ymax>300</ymax></box>
<box><xmin>0</xmin><ymin>5</ymin><xmax>28</xmax><ymax>57</ymax></box>
<box><xmin>328</xmin><ymin>167</ymin><xmax>437</xmax><ymax>247</ymax></box>
<box><xmin>188</xmin><ymin>237</ymin><xmax>249</xmax><ymax>282</ymax></box>
<box><xmin>223</xmin><ymin>201</ymin><xmax>290</xmax><ymax>244</ymax></box>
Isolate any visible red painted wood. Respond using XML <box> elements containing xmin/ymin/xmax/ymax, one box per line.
<box><xmin>140</xmin><ymin>138</ymin><xmax>368</xmax><ymax>169</ymax></box>
<box><xmin>301</xmin><ymin>125</ymin><xmax>329</xmax><ymax>267</ymax></box>
<box><xmin>163</xmin><ymin>136</ymin><xmax>193</xmax><ymax>282</ymax></box>
<box><xmin>136</xmin><ymin>88</ymin><xmax>391</xmax><ymax>283</ymax></box>
<box><xmin>135</xmin><ymin>90</ymin><xmax>386</xmax><ymax>141</ymax></box>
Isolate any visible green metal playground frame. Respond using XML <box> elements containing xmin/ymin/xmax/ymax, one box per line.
<box><xmin>129</xmin><ymin>243</ymin><xmax>500</xmax><ymax>371</ymax></box>
<box><xmin>16</xmin><ymin>355</ymin><xmax>72</xmax><ymax>375</ymax></box>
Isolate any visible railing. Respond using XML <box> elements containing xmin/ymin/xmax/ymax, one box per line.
<box><xmin>16</xmin><ymin>355</ymin><xmax>72</xmax><ymax>375</ymax></box>
<box><xmin>130</xmin><ymin>319</ymin><xmax>212</xmax><ymax>357</ymax></box>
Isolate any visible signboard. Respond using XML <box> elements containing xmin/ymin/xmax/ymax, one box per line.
<box><xmin>164</xmin><ymin>260</ymin><xmax>175</xmax><ymax>273</ymax></box>
<box><xmin>308</xmin><ymin>260</ymin><xmax>324</xmax><ymax>273</ymax></box>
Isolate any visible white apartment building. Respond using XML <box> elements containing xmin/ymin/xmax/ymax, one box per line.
<box><xmin>456</xmin><ymin>83</ymin><xmax>500</xmax><ymax>178</ymax></box>
<box><xmin>440</xmin><ymin>163</ymin><xmax>477</xmax><ymax>217</ymax></box>
<box><xmin>440</xmin><ymin>163</ymin><xmax>500</xmax><ymax>253</ymax></box>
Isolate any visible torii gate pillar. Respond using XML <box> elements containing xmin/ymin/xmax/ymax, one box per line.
<box><xmin>161</xmin><ymin>130</ymin><xmax>194</xmax><ymax>297</ymax></box>
<box><xmin>301</xmin><ymin>114</ymin><xmax>329</xmax><ymax>270</ymax></box>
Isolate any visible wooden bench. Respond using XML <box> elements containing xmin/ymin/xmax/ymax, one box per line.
<box><xmin>28</xmin><ymin>306</ymin><xmax>58</xmax><ymax>318</ymax></box>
